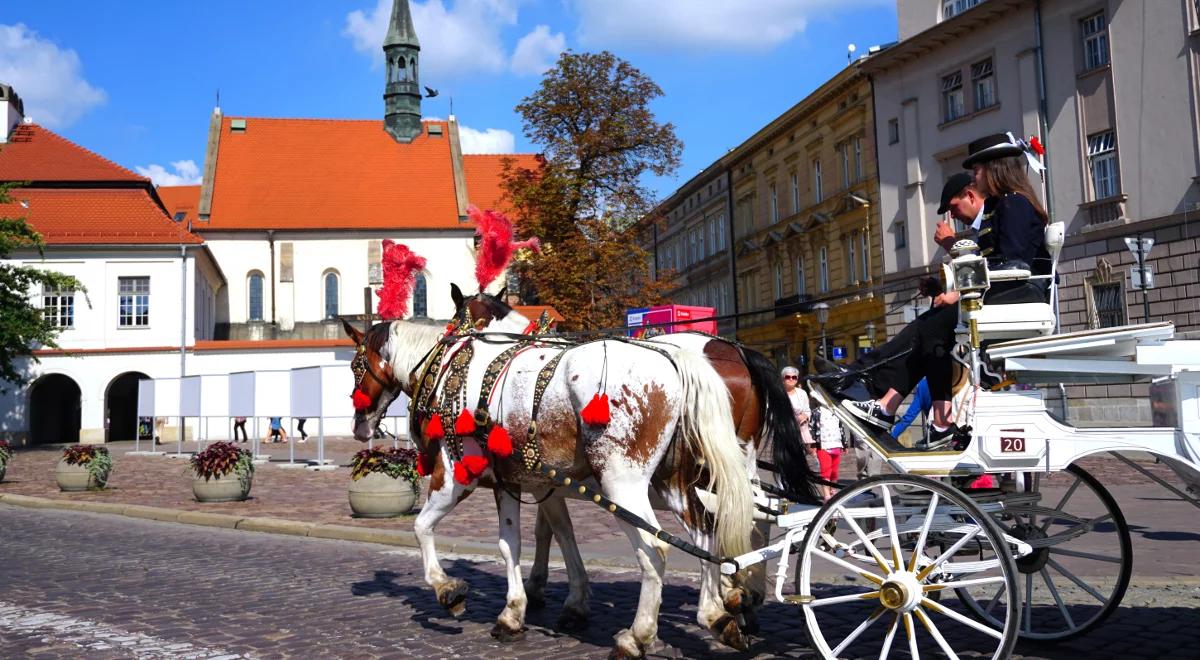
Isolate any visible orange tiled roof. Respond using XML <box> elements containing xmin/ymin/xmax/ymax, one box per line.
<box><xmin>462</xmin><ymin>153</ymin><xmax>540</xmax><ymax>214</ymax></box>
<box><xmin>207</xmin><ymin>117</ymin><xmax>467</xmax><ymax>230</ymax></box>
<box><xmin>0</xmin><ymin>188</ymin><xmax>202</xmax><ymax>245</ymax></box>
<box><xmin>513</xmin><ymin>304</ymin><xmax>564</xmax><ymax>323</ymax></box>
<box><xmin>158</xmin><ymin>185</ymin><xmax>200</xmax><ymax>224</ymax></box>
<box><xmin>0</xmin><ymin>124</ymin><xmax>148</xmax><ymax>183</ymax></box>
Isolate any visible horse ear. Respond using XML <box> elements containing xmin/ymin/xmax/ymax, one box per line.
<box><xmin>340</xmin><ymin>317</ymin><xmax>364</xmax><ymax>344</ymax></box>
<box><xmin>496</xmin><ymin>286</ymin><xmax>508</xmax><ymax>302</ymax></box>
<box><xmin>450</xmin><ymin>283</ymin><xmax>465</xmax><ymax>310</ymax></box>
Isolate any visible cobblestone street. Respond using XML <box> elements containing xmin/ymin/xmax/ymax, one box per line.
<box><xmin>2</xmin><ymin>504</ymin><xmax>1198</xmax><ymax>659</ymax></box>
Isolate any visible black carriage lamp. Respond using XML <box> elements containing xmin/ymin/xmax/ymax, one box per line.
<box><xmin>949</xmin><ymin>238</ymin><xmax>989</xmax><ymax>347</ymax></box>
<box><xmin>813</xmin><ymin>301</ymin><xmax>830</xmax><ymax>357</ymax></box>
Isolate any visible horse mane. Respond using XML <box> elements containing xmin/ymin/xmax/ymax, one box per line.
<box><xmin>384</xmin><ymin>320</ymin><xmax>445</xmax><ymax>375</ymax></box>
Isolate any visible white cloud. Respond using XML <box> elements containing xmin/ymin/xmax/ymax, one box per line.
<box><xmin>136</xmin><ymin>160</ymin><xmax>202</xmax><ymax>187</ymax></box>
<box><xmin>344</xmin><ymin>0</ymin><xmax>519</xmax><ymax>79</ymax></box>
<box><xmin>0</xmin><ymin>23</ymin><xmax>106</xmax><ymax>128</ymax></box>
<box><xmin>571</xmin><ymin>0</ymin><xmax>884</xmax><ymax>52</ymax></box>
<box><xmin>457</xmin><ymin>125</ymin><xmax>515</xmax><ymax>154</ymax></box>
<box><xmin>510</xmin><ymin>25</ymin><xmax>565</xmax><ymax>76</ymax></box>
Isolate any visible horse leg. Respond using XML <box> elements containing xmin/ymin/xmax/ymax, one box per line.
<box><xmin>490</xmin><ymin>488</ymin><xmax>527</xmax><ymax>641</ymax></box>
<box><xmin>607</xmin><ymin>487</ymin><xmax>668</xmax><ymax>659</ymax></box>
<box><xmin>413</xmin><ymin>453</ymin><xmax>471</xmax><ymax>616</ymax></box>
<box><xmin>538</xmin><ymin>495</ymin><xmax>591</xmax><ymax>630</ymax></box>
<box><xmin>524</xmin><ymin>505</ymin><xmax>553</xmax><ymax>610</ymax></box>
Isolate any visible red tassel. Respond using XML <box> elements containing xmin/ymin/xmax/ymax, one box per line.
<box><xmin>522</xmin><ymin>320</ymin><xmax>538</xmax><ymax>335</ymax></box>
<box><xmin>580</xmin><ymin>393</ymin><xmax>611</xmax><ymax>425</ymax></box>
<box><xmin>454</xmin><ymin>409</ymin><xmax>476</xmax><ymax>436</ymax></box>
<box><xmin>351</xmin><ymin>389</ymin><xmax>372</xmax><ymax>411</ymax></box>
<box><xmin>1029</xmin><ymin>136</ymin><xmax>1045</xmax><ymax>156</ymax></box>
<box><xmin>487</xmin><ymin>425</ymin><xmax>513</xmax><ymax>457</ymax></box>
<box><xmin>424</xmin><ymin>414</ymin><xmax>445</xmax><ymax>441</ymax></box>
<box><xmin>453</xmin><ymin>461</ymin><xmax>469</xmax><ymax>485</ymax></box>
<box><xmin>454</xmin><ymin>455</ymin><xmax>490</xmax><ymax>485</ymax></box>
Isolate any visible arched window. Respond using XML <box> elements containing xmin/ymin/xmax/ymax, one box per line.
<box><xmin>247</xmin><ymin>271</ymin><xmax>264</xmax><ymax>321</ymax></box>
<box><xmin>323</xmin><ymin>271</ymin><xmax>339</xmax><ymax>319</ymax></box>
<box><xmin>398</xmin><ymin>58</ymin><xmax>407</xmax><ymax>82</ymax></box>
<box><xmin>410</xmin><ymin>57</ymin><xmax>418</xmax><ymax>83</ymax></box>
<box><xmin>413</xmin><ymin>274</ymin><xmax>427</xmax><ymax>318</ymax></box>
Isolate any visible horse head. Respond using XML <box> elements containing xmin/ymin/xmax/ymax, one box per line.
<box><xmin>341</xmin><ymin>317</ymin><xmax>406</xmax><ymax>442</ymax></box>
<box><xmin>450</xmin><ymin>282</ymin><xmax>523</xmax><ymax>330</ymax></box>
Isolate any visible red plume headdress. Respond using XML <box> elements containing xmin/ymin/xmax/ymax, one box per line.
<box><xmin>376</xmin><ymin>240</ymin><xmax>427</xmax><ymax>320</ymax></box>
<box><xmin>471</xmin><ymin>206</ymin><xmax>539</xmax><ymax>291</ymax></box>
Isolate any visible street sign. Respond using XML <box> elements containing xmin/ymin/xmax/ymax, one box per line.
<box><xmin>831</xmin><ymin>346</ymin><xmax>847</xmax><ymax>360</ymax></box>
<box><xmin>1124</xmin><ymin>237</ymin><xmax>1154</xmax><ymax>265</ymax></box>
<box><xmin>1130</xmin><ymin>265</ymin><xmax>1155</xmax><ymax>290</ymax></box>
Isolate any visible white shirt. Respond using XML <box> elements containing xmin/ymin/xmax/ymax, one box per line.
<box><xmin>970</xmin><ymin>204</ymin><xmax>985</xmax><ymax>231</ymax></box>
<box><xmin>816</xmin><ymin>407</ymin><xmax>843</xmax><ymax>451</ymax></box>
<box><xmin>788</xmin><ymin>387</ymin><xmax>810</xmax><ymax>416</ymax></box>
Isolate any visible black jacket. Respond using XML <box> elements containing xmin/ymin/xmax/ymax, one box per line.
<box><xmin>978</xmin><ymin>193</ymin><xmax>1051</xmax><ymax>276</ymax></box>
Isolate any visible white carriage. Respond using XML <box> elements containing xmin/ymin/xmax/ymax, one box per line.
<box><xmin>718</xmin><ymin>221</ymin><xmax>1200</xmax><ymax>657</ymax></box>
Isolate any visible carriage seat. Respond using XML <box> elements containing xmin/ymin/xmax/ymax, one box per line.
<box><xmin>961</xmin><ymin>222</ymin><xmax>1065</xmax><ymax>343</ymax></box>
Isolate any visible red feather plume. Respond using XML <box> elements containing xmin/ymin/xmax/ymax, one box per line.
<box><xmin>1029</xmin><ymin>136</ymin><xmax>1045</xmax><ymax>156</ymax></box>
<box><xmin>376</xmin><ymin>240</ymin><xmax>427</xmax><ymax>320</ymax></box>
<box><xmin>471</xmin><ymin>206</ymin><xmax>540</xmax><ymax>291</ymax></box>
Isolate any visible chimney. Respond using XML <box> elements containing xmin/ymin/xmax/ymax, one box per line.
<box><xmin>1</xmin><ymin>84</ymin><xmax>26</xmax><ymax>143</ymax></box>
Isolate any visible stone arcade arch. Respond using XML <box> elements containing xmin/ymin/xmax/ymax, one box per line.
<box><xmin>29</xmin><ymin>373</ymin><xmax>81</xmax><ymax>445</ymax></box>
<box><xmin>105</xmin><ymin>371</ymin><xmax>149</xmax><ymax>441</ymax></box>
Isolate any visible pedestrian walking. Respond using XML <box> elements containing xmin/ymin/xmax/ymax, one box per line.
<box><xmin>233</xmin><ymin>416</ymin><xmax>248</xmax><ymax>442</ymax></box>
<box><xmin>264</xmin><ymin>417</ymin><xmax>286</xmax><ymax>443</ymax></box>
<box><xmin>296</xmin><ymin>418</ymin><xmax>308</xmax><ymax>443</ymax></box>
<box><xmin>810</xmin><ymin>393</ymin><xmax>844</xmax><ymax>502</ymax></box>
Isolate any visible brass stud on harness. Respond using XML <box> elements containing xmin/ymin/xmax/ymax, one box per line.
<box><xmin>578</xmin><ymin>485</ymin><xmax>587</xmax><ymax>494</ymax></box>
<box><xmin>593</xmin><ymin>494</ymin><xmax>602</xmax><ymax>503</ymax></box>
<box><xmin>562</xmin><ymin>477</ymin><xmax>572</xmax><ymax>486</ymax></box>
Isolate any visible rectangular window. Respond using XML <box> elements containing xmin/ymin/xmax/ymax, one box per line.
<box><xmin>853</xmin><ymin>136</ymin><xmax>864</xmax><ymax>181</ymax></box>
<box><xmin>1081</xmin><ymin>12</ymin><xmax>1109</xmax><ymax>71</ymax></box>
<box><xmin>813</xmin><ymin>159</ymin><xmax>823</xmax><ymax>203</ymax></box>
<box><xmin>895</xmin><ymin>221</ymin><xmax>907</xmax><ymax>249</ymax></box>
<box><xmin>971</xmin><ymin>58</ymin><xmax>995</xmax><ymax>110</ymax></box>
<box><xmin>1087</xmin><ymin>131</ymin><xmax>1119</xmax><ymax>199</ymax></box>
<box><xmin>697</xmin><ymin>224</ymin><xmax>706</xmax><ymax>257</ymax></box>
<box><xmin>791</xmin><ymin>172</ymin><xmax>800</xmax><ymax>212</ymax></box>
<box><xmin>888</xmin><ymin>118</ymin><xmax>900</xmax><ymax>145</ymax></box>
<box><xmin>847</xmin><ymin>234</ymin><xmax>857</xmax><ymax>285</ymax></box>
<box><xmin>773</xmin><ymin>262</ymin><xmax>783</xmax><ymax>300</ymax></box>
<box><xmin>860</xmin><ymin>231</ymin><xmax>870</xmax><ymax>280</ymax></box>
<box><xmin>716</xmin><ymin>214</ymin><xmax>726</xmax><ymax>250</ymax></box>
<box><xmin>840</xmin><ymin>143</ymin><xmax>851</xmax><ymax>189</ymax></box>
<box><xmin>819</xmin><ymin>246</ymin><xmax>830</xmax><ymax>293</ymax></box>
<box><xmin>770</xmin><ymin>183</ymin><xmax>779</xmax><ymax>223</ymax></box>
<box><xmin>707</xmin><ymin>217</ymin><xmax>716</xmax><ymax>255</ymax></box>
<box><xmin>1091</xmin><ymin>282</ymin><xmax>1125</xmax><ymax>328</ymax></box>
<box><xmin>118</xmin><ymin>276</ymin><xmax>150</xmax><ymax>327</ymax></box>
<box><xmin>689</xmin><ymin>230</ymin><xmax>698</xmax><ymax>266</ymax></box>
<box><xmin>942</xmin><ymin>71</ymin><xmax>965</xmax><ymax>122</ymax></box>
<box><xmin>795</xmin><ymin>254</ymin><xmax>806</xmax><ymax>296</ymax></box>
<box><xmin>42</xmin><ymin>287</ymin><xmax>75</xmax><ymax>328</ymax></box>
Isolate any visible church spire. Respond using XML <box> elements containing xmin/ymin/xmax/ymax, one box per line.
<box><xmin>383</xmin><ymin>0</ymin><xmax>422</xmax><ymax>143</ymax></box>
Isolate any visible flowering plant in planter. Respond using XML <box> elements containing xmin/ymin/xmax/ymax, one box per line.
<box><xmin>62</xmin><ymin>444</ymin><xmax>112</xmax><ymax>488</ymax></box>
<box><xmin>350</xmin><ymin>447</ymin><xmax>420</xmax><ymax>485</ymax></box>
<box><xmin>191</xmin><ymin>441</ymin><xmax>254</xmax><ymax>483</ymax></box>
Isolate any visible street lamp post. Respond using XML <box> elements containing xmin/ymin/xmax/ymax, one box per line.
<box><xmin>813</xmin><ymin>302</ymin><xmax>830</xmax><ymax>357</ymax></box>
<box><xmin>865</xmin><ymin>320</ymin><xmax>876</xmax><ymax>348</ymax></box>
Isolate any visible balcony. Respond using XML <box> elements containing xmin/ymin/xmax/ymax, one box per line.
<box><xmin>1081</xmin><ymin>194</ymin><xmax>1127</xmax><ymax>227</ymax></box>
<box><xmin>773</xmin><ymin>294</ymin><xmax>812</xmax><ymax>318</ymax></box>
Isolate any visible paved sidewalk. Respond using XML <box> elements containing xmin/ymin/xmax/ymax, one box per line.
<box><xmin>1</xmin><ymin>439</ymin><xmax>1197</xmax><ymax>577</ymax></box>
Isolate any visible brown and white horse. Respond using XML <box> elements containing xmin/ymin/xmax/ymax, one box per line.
<box><xmin>450</xmin><ymin>288</ymin><xmax>821</xmax><ymax>637</ymax></box>
<box><xmin>342</xmin><ymin>315</ymin><xmax>754</xmax><ymax>658</ymax></box>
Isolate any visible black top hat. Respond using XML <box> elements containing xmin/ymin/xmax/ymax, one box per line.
<box><xmin>962</xmin><ymin>133</ymin><xmax>1024</xmax><ymax>169</ymax></box>
<box><xmin>937</xmin><ymin>172</ymin><xmax>974</xmax><ymax>214</ymax></box>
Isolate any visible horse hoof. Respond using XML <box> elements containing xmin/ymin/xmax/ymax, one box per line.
<box><xmin>490</xmin><ymin>623</ymin><xmax>527</xmax><ymax>642</ymax></box>
<box><xmin>556</xmin><ymin>608</ymin><xmax>589</xmax><ymax>631</ymax></box>
<box><xmin>711</xmin><ymin>614</ymin><xmax>749</xmax><ymax>651</ymax></box>
<box><xmin>608</xmin><ymin>630</ymin><xmax>645</xmax><ymax>659</ymax></box>
<box><xmin>722</xmin><ymin>586</ymin><xmax>750</xmax><ymax>615</ymax></box>
<box><xmin>437</xmin><ymin>579</ymin><xmax>468</xmax><ymax>617</ymax></box>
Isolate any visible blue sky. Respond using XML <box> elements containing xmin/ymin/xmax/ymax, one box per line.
<box><xmin>1</xmin><ymin>0</ymin><xmax>897</xmax><ymax>197</ymax></box>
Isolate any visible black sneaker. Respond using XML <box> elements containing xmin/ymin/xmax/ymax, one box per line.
<box><xmin>915</xmin><ymin>425</ymin><xmax>958</xmax><ymax>451</ymax></box>
<box><xmin>841</xmin><ymin>400</ymin><xmax>895</xmax><ymax>431</ymax></box>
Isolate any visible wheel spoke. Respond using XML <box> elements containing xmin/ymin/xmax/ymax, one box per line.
<box><xmin>832</xmin><ymin>605</ymin><xmax>887</xmax><ymax>657</ymax></box>
<box><xmin>914</xmin><ymin>607</ymin><xmax>960</xmax><ymax>660</ymax></box>
<box><xmin>908</xmin><ymin>492</ymin><xmax>940</xmax><ymax>572</ymax></box>
<box><xmin>1049</xmin><ymin>547</ymin><xmax>1122</xmax><ymax>563</ymax></box>
<box><xmin>810</xmin><ymin>590</ymin><xmax>881</xmax><ymax>608</ymax></box>
<box><xmin>983</xmin><ymin>584</ymin><xmax>1005</xmax><ymax>616</ymax></box>
<box><xmin>881</xmin><ymin>485</ymin><xmax>904</xmax><ymax>571</ymax></box>
<box><xmin>921</xmin><ymin>597</ymin><xmax>1006</xmax><ymax>640</ymax></box>
<box><xmin>1040</xmin><ymin>476</ymin><xmax>1081</xmax><ymax>532</ymax></box>
<box><xmin>836</xmin><ymin>505</ymin><xmax>894</xmax><ymax>575</ymax></box>
<box><xmin>811</xmin><ymin>547</ymin><xmax>885</xmax><ymax>586</ymax></box>
<box><xmin>904</xmin><ymin>612</ymin><xmax>920</xmax><ymax>660</ymax></box>
<box><xmin>1023</xmin><ymin>572</ymin><xmax>1033</xmax><ymax>634</ymax></box>
<box><xmin>879</xmin><ymin>613</ymin><xmax>899</xmax><ymax>659</ymax></box>
<box><xmin>1041</xmin><ymin>567</ymin><xmax>1076</xmax><ymax>630</ymax></box>
<box><xmin>1047</xmin><ymin>557</ymin><xmax>1108</xmax><ymax>603</ymax></box>
<box><xmin>915</xmin><ymin>525</ymin><xmax>983</xmax><ymax>581</ymax></box>
<box><xmin>925</xmin><ymin>575</ymin><xmax>1006</xmax><ymax>592</ymax></box>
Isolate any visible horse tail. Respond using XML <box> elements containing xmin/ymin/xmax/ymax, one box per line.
<box><xmin>741</xmin><ymin>347</ymin><xmax>822</xmax><ymax>505</ymax></box>
<box><xmin>671</xmin><ymin>348</ymin><xmax>754</xmax><ymax>559</ymax></box>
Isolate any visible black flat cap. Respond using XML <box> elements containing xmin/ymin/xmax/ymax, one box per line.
<box><xmin>937</xmin><ymin>172</ymin><xmax>974</xmax><ymax>214</ymax></box>
<box><xmin>962</xmin><ymin>133</ymin><xmax>1023</xmax><ymax>168</ymax></box>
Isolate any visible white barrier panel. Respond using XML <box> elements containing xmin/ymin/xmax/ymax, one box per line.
<box><xmin>199</xmin><ymin>374</ymin><xmax>230</xmax><ymax>418</ymax></box>
<box><xmin>253</xmin><ymin>370</ymin><xmax>292</xmax><ymax>417</ymax></box>
<box><xmin>153</xmin><ymin>378</ymin><xmax>181</xmax><ymax>417</ymax></box>
<box><xmin>317</xmin><ymin>365</ymin><xmax>356</xmax><ymax>418</ymax></box>
<box><xmin>137</xmin><ymin>379</ymin><xmax>155</xmax><ymax>416</ymax></box>
<box><xmin>290</xmin><ymin>366</ymin><xmax>325</xmax><ymax>418</ymax></box>
<box><xmin>386</xmin><ymin>391</ymin><xmax>410</xmax><ymax>418</ymax></box>
<box><xmin>228</xmin><ymin>372</ymin><xmax>257</xmax><ymax>418</ymax></box>
<box><xmin>180</xmin><ymin>376</ymin><xmax>202</xmax><ymax>418</ymax></box>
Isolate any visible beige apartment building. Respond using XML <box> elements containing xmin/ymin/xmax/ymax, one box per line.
<box><xmin>868</xmin><ymin>0</ymin><xmax>1200</xmax><ymax>424</ymax></box>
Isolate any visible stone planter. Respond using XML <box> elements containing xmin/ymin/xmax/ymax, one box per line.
<box><xmin>0</xmin><ymin>462</ymin><xmax>6</xmax><ymax>484</ymax></box>
<box><xmin>348</xmin><ymin>472</ymin><xmax>419</xmax><ymax>518</ymax></box>
<box><xmin>192</xmin><ymin>469</ymin><xmax>252</xmax><ymax>503</ymax></box>
<box><xmin>56</xmin><ymin>459</ymin><xmax>107</xmax><ymax>492</ymax></box>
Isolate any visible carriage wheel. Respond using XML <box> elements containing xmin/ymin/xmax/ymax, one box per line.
<box><xmin>795</xmin><ymin>474</ymin><xmax>1019</xmax><ymax>659</ymax></box>
<box><xmin>956</xmin><ymin>463</ymin><xmax>1132</xmax><ymax>642</ymax></box>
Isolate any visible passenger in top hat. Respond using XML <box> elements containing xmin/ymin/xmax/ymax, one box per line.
<box><xmin>829</xmin><ymin>132</ymin><xmax>1051</xmax><ymax>450</ymax></box>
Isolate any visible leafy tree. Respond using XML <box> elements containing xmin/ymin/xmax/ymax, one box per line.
<box><xmin>0</xmin><ymin>184</ymin><xmax>82</xmax><ymax>392</ymax></box>
<box><xmin>502</xmin><ymin>51</ymin><xmax>681</xmax><ymax>331</ymax></box>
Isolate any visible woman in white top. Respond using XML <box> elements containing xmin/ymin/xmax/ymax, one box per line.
<box><xmin>782</xmin><ymin>366</ymin><xmax>815</xmax><ymax>448</ymax></box>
